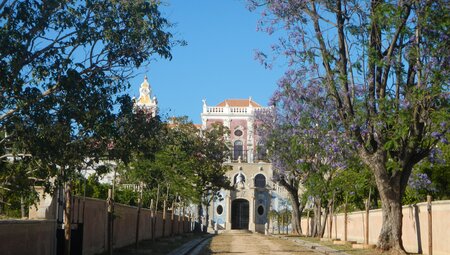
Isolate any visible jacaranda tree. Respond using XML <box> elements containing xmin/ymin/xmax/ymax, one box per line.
<box><xmin>257</xmin><ymin>75</ymin><xmax>352</xmax><ymax>236</ymax></box>
<box><xmin>249</xmin><ymin>0</ymin><xmax>449</xmax><ymax>252</ymax></box>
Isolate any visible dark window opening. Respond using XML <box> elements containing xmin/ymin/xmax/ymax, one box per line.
<box><xmin>233</xmin><ymin>140</ymin><xmax>243</xmax><ymax>160</ymax></box>
<box><xmin>257</xmin><ymin>205</ymin><xmax>264</xmax><ymax>215</ymax></box>
<box><xmin>216</xmin><ymin>205</ymin><xmax>223</xmax><ymax>215</ymax></box>
<box><xmin>254</xmin><ymin>174</ymin><xmax>266</xmax><ymax>188</ymax></box>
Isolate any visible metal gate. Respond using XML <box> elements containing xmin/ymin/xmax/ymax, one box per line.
<box><xmin>231</xmin><ymin>199</ymin><xmax>249</xmax><ymax>229</ymax></box>
<box><xmin>56</xmin><ymin>188</ymin><xmax>84</xmax><ymax>255</ymax></box>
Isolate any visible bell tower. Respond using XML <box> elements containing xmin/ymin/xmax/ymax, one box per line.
<box><xmin>134</xmin><ymin>76</ymin><xmax>158</xmax><ymax>117</ymax></box>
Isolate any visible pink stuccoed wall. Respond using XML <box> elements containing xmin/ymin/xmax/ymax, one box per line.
<box><xmin>2</xmin><ymin>195</ymin><xmax>192</xmax><ymax>255</ymax></box>
<box><xmin>301</xmin><ymin>200</ymin><xmax>450</xmax><ymax>255</ymax></box>
<box><xmin>79</xmin><ymin>197</ymin><xmax>192</xmax><ymax>255</ymax></box>
<box><xmin>0</xmin><ymin>220</ymin><xmax>57</xmax><ymax>255</ymax></box>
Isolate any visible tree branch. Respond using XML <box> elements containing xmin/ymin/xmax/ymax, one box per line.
<box><xmin>380</xmin><ymin>4</ymin><xmax>411</xmax><ymax>98</ymax></box>
<box><xmin>308</xmin><ymin>4</ymin><xmax>345</xmax><ymax>118</ymax></box>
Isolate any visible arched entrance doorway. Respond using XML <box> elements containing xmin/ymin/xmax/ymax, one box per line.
<box><xmin>231</xmin><ymin>199</ymin><xmax>249</xmax><ymax>229</ymax></box>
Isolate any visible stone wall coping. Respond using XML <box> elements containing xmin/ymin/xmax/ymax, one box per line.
<box><xmin>0</xmin><ymin>219</ymin><xmax>56</xmax><ymax>224</ymax></box>
<box><xmin>75</xmin><ymin>196</ymin><xmax>188</xmax><ymax>217</ymax></box>
<box><xmin>332</xmin><ymin>199</ymin><xmax>450</xmax><ymax>217</ymax></box>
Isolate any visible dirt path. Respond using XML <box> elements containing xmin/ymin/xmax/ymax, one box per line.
<box><xmin>201</xmin><ymin>231</ymin><xmax>319</xmax><ymax>255</ymax></box>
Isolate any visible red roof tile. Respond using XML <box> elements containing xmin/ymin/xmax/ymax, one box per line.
<box><xmin>216</xmin><ymin>98</ymin><xmax>261</xmax><ymax>107</ymax></box>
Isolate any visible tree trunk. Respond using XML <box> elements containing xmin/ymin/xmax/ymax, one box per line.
<box><xmin>312</xmin><ymin>197</ymin><xmax>321</xmax><ymax>237</ymax></box>
<box><xmin>306</xmin><ymin>210</ymin><xmax>311</xmax><ymax>236</ymax></box>
<box><xmin>107</xmin><ymin>189</ymin><xmax>113</xmax><ymax>255</ymax></box>
<box><xmin>319</xmin><ymin>205</ymin><xmax>329</xmax><ymax>238</ymax></box>
<box><xmin>277</xmin><ymin>214</ymin><xmax>280</xmax><ymax>234</ymax></box>
<box><xmin>361</xmin><ymin>150</ymin><xmax>411</xmax><ymax>254</ymax></box>
<box><xmin>20</xmin><ymin>196</ymin><xmax>26</xmax><ymax>218</ymax></box>
<box><xmin>278</xmin><ymin>177</ymin><xmax>302</xmax><ymax>235</ymax></box>
<box><xmin>377</xmin><ymin>181</ymin><xmax>404</xmax><ymax>252</ymax></box>
<box><xmin>194</xmin><ymin>203</ymin><xmax>203</xmax><ymax>233</ymax></box>
<box><xmin>288</xmin><ymin>191</ymin><xmax>303</xmax><ymax>235</ymax></box>
<box><xmin>64</xmin><ymin>182</ymin><xmax>72</xmax><ymax>255</ymax></box>
<box><xmin>204</xmin><ymin>202</ymin><xmax>209</xmax><ymax>233</ymax></box>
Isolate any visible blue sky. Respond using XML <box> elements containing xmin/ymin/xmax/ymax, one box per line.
<box><xmin>126</xmin><ymin>0</ymin><xmax>284</xmax><ymax>124</ymax></box>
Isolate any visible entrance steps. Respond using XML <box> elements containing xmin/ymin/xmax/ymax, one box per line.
<box><xmin>224</xmin><ymin>229</ymin><xmax>252</xmax><ymax>234</ymax></box>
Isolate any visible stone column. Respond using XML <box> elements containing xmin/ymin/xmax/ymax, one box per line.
<box><xmin>210</xmin><ymin>197</ymin><xmax>215</xmax><ymax>232</ymax></box>
<box><xmin>249</xmin><ymin>194</ymin><xmax>256</xmax><ymax>232</ymax></box>
<box><xmin>226</xmin><ymin>193</ymin><xmax>232</xmax><ymax>230</ymax></box>
<box><xmin>248</xmin><ymin>148</ymin><xmax>254</xmax><ymax>163</ymax></box>
<box><xmin>247</xmin><ymin>118</ymin><xmax>254</xmax><ymax>163</ymax></box>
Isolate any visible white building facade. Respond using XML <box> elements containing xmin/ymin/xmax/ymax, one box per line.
<box><xmin>202</xmin><ymin>98</ymin><xmax>288</xmax><ymax>233</ymax></box>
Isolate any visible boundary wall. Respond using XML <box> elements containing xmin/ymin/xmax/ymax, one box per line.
<box><xmin>0</xmin><ymin>219</ymin><xmax>57</xmax><ymax>255</ymax></box>
<box><xmin>1</xmin><ymin>195</ymin><xmax>192</xmax><ymax>255</ymax></box>
<box><xmin>300</xmin><ymin>200</ymin><xmax>450</xmax><ymax>255</ymax></box>
<box><xmin>80</xmin><ymin>197</ymin><xmax>192</xmax><ymax>255</ymax></box>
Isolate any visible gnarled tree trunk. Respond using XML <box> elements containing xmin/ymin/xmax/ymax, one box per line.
<box><xmin>360</xmin><ymin>150</ymin><xmax>414</xmax><ymax>254</ymax></box>
<box><xmin>378</xmin><ymin>190</ymin><xmax>404</xmax><ymax>252</ymax></box>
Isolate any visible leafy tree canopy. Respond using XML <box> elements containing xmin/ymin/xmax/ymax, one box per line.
<box><xmin>0</xmin><ymin>0</ymin><xmax>181</xmax><ymax>214</ymax></box>
<box><xmin>249</xmin><ymin>0</ymin><xmax>449</xmax><ymax>251</ymax></box>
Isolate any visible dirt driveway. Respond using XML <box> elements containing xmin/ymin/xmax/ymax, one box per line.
<box><xmin>200</xmin><ymin>231</ymin><xmax>319</xmax><ymax>255</ymax></box>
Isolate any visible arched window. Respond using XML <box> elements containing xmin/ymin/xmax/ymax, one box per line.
<box><xmin>254</xmin><ymin>174</ymin><xmax>266</xmax><ymax>188</ymax></box>
<box><xmin>234</xmin><ymin>172</ymin><xmax>246</xmax><ymax>185</ymax></box>
<box><xmin>233</xmin><ymin>140</ymin><xmax>243</xmax><ymax>160</ymax></box>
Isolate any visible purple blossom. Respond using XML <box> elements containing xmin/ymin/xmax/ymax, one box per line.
<box><xmin>429</xmin><ymin>148</ymin><xmax>445</xmax><ymax>165</ymax></box>
<box><xmin>408</xmin><ymin>173</ymin><xmax>433</xmax><ymax>191</ymax></box>
<box><xmin>431</xmin><ymin>132</ymin><xmax>441</xmax><ymax>139</ymax></box>
<box><xmin>400</xmin><ymin>100</ymin><xmax>411</xmax><ymax>109</ymax></box>
<box><xmin>254</xmin><ymin>50</ymin><xmax>272</xmax><ymax>69</ymax></box>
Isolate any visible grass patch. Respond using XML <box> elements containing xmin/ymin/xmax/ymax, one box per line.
<box><xmin>279</xmin><ymin>235</ymin><xmax>419</xmax><ymax>255</ymax></box>
<box><xmin>274</xmin><ymin>235</ymin><xmax>379</xmax><ymax>255</ymax></box>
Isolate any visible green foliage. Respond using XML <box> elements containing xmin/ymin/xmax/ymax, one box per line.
<box><xmin>115</xmin><ymin>188</ymin><xmax>138</xmax><ymax>207</ymax></box>
<box><xmin>73</xmin><ymin>175</ymin><xmax>109</xmax><ymax>200</ymax></box>
<box><xmin>0</xmin><ymin>0</ymin><xmax>180</xmax><ymax>216</ymax></box>
<box><xmin>251</xmin><ymin>0</ymin><xmax>449</xmax><ymax>247</ymax></box>
<box><xmin>117</xmin><ymin>117</ymin><xmax>232</xmax><ymax>209</ymax></box>
<box><xmin>331</xmin><ymin>163</ymin><xmax>377</xmax><ymax>211</ymax></box>
<box><xmin>404</xmin><ymin>141</ymin><xmax>450</xmax><ymax>204</ymax></box>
